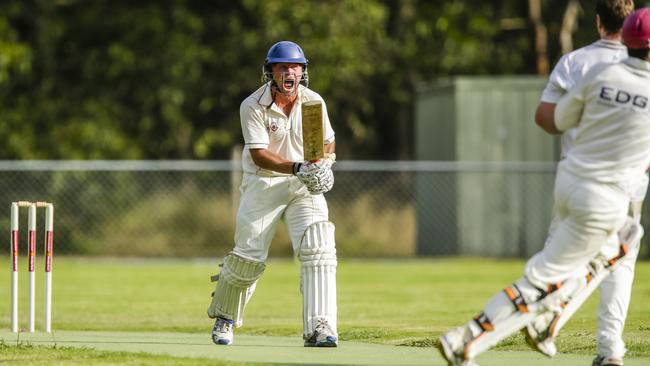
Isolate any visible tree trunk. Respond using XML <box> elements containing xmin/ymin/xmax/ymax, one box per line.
<box><xmin>560</xmin><ymin>0</ymin><xmax>581</xmax><ymax>54</ymax></box>
<box><xmin>528</xmin><ymin>0</ymin><xmax>549</xmax><ymax>75</ymax></box>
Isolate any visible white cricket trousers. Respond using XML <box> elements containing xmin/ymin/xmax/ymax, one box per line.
<box><xmin>232</xmin><ymin>173</ymin><xmax>329</xmax><ymax>262</ymax></box>
<box><xmin>525</xmin><ymin>167</ymin><xmax>629</xmax><ymax>288</ymax></box>
<box><xmin>597</xmin><ymin>240</ymin><xmax>639</xmax><ymax>358</ymax></box>
<box><xmin>596</xmin><ymin>174</ymin><xmax>646</xmax><ymax>359</ymax></box>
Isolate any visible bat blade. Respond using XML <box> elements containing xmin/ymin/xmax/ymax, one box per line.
<box><xmin>301</xmin><ymin>100</ymin><xmax>324</xmax><ymax>162</ymax></box>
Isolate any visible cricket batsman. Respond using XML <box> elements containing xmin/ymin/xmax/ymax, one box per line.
<box><xmin>438</xmin><ymin>8</ymin><xmax>650</xmax><ymax>366</ymax></box>
<box><xmin>206</xmin><ymin>40</ymin><xmax>338</xmax><ymax>347</ymax></box>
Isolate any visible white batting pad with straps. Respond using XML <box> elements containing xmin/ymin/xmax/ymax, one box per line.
<box><xmin>449</xmin><ymin>238</ymin><xmax>640</xmax><ymax>365</ymax></box>
<box><xmin>298</xmin><ymin>221</ymin><xmax>338</xmax><ymax>338</ymax></box>
<box><xmin>207</xmin><ymin>252</ymin><xmax>265</xmax><ymax>327</ymax></box>
<box><xmin>452</xmin><ymin>277</ymin><xmax>545</xmax><ymax>361</ymax></box>
<box><xmin>526</xmin><ymin>218</ymin><xmax>642</xmax><ymax>346</ymax></box>
<box><xmin>450</xmin><ymin>219</ymin><xmax>644</xmax><ymax>363</ymax></box>
<box><xmin>448</xmin><ymin>270</ymin><xmax>597</xmax><ymax>363</ymax></box>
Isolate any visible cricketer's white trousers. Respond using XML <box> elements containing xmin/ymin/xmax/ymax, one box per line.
<box><xmin>597</xmin><ymin>243</ymin><xmax>638</xmax><ymax>358</ymax></box>
<box><xmin>525</xmin><ymin>167</ymin><xmax>629</xmax><ymax>301</ymax></box>
<box><xmin>232</xmin><ymin>173</ymin><xmax>329</xmax><ymax>262</ymax></box>
<box><xmin>595</xmin><ymin>174</ymin><xmax>646</xmax><ymax>358</ymax></box>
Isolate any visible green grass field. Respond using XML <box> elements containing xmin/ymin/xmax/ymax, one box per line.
<box><xmin>0</xmin><ymin>257</ymin><xmax>649</xmax><ymax>365</ymax></box>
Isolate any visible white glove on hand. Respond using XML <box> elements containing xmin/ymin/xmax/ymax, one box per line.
<box><xmin>293</xmin><ymin>159</ymin><xmax>334</xmax><ymax>195</ymax></box>
<box><xmin>308</xmin><ymin>164</ymin><xmax>334</xmax><ymax>194</ymax></box>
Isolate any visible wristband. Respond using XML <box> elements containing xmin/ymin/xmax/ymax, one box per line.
<box><xmin>292</xmin><ymin>162</ymin><xmax>303</xmax><ymax>175</ymax></box>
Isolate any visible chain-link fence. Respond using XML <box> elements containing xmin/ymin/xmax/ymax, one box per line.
<box><xmin>1</xmin><ymin>160</ymin><xmax>648</xmax><ymax>259</ymax></box>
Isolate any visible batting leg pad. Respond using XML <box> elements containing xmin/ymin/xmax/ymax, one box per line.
<box><xmin>525</xmin><ymin>222</ymin><xmax>640</xmax><ymax>345</ymax></box>
<box><xmin>451</xmin><ymin>277</ymin><xmax>547</xmax><ymax>362</ymax></box>
<box><xmin>207</xmin><ymin>253</ymin><xmax>265</xmax><ymax>327</ymax></box>
<box><xmin>454</xmin><ymin>224</ymin><xmax>640</xmax><ymax>364</ymax></box>
<box><xmin>299</xmin><ymin>221</ymin><xmax>337</xmax><ymax>338</ymax></box>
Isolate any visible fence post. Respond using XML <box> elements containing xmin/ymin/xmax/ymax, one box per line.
<box><xmin>231</xmin><ymin>145</ymin><xmax>242</xmax><ymax>218</ymax></box>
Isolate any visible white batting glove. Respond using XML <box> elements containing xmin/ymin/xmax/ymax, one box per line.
<box><xmin>308</xmin><ymin>165</ymin><xmax>334</xmax><ymax>194</ymax></box>
<box><xmin>292</xmin><ymin>159</ymin><xmax>335</xmax><ymax>194</ymax></box>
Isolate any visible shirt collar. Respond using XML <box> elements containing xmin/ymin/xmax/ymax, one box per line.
<box><xmin>593</xmin><ymin>39</ymin><xmax>625</xmax><ymax>50</ymax></box>
<box><xmin>622</xmin><ymin>57</ymin><xmax>650</xmax><ymax>73</ymax></box>
<box><xmin>257</xmin><ymin>83</ymin><xmax>274</xmax><ymax>108</ymax></box>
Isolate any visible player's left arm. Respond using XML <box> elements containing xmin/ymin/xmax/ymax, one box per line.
<box><xmin>554</xmin><ymin>65</ymin><xmax>604</xmax><ymax>132</ymax></box>
<box><xmin>554</xmin><ymin>85</ymin><xmax>585</xmax><ymax>133</ymax></box>
<box><xmin>324</xmin><ymin>142</ymin><xmax>335</xmax><ymax>154</ymax></box>
<box><xmin>322</xmin><ymin>99</ymin><xmax>336</xmax><ymax>159</ymax></box>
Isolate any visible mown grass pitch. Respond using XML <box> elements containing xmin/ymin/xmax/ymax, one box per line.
<box><xmin>0</xmin><ymin>257</ymin><xmax>649</xmax><ymax>365</ymax></box>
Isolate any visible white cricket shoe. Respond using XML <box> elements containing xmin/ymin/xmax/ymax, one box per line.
<box><xmin>522</xmin><ymin>312</ymin><xmax>558</xmax><ymax>357</ymax></box>
<box><xmin>211</xmin><ymin>316</ymin><xmax>234</xmax><ymax>345</ymax></box>
<box><xmin>592</xmin><ymin>355</ymin><xmax>624</xmax><ymax>366</ymax></box>
<box><xmin>437</xmin><ymin>327</ymin><xmax>479</xmax><ymax>366</ymax></box>
<box><xmin>304</xmin><ymin>318</ymin><xmax>338</xmax><ymax>347</ymax></box>
<box><xmin>522</xmin><ymin>326</ymin><xmax>557</xmax><ymax>357</ymax></box>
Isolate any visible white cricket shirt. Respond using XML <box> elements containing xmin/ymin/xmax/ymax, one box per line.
<box><xmin>239</xmin><ymin>83</ymin><xmax>335</xmax><ymax>176</ymax></box>
<box><xmin>554</xmin><ymin>57</ymin><xmax>650</xmax><ymax>187</ymax></box>
<box><xmin>541</xmin><ymin>39</ymin><xmax>628</xmax><ymax>156</ymax></box>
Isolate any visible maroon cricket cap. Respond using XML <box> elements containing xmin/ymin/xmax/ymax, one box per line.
<box><xmin>623</xmin><ymin>8</ymin><xmax>650</xmax><ymax>49</ymax></box>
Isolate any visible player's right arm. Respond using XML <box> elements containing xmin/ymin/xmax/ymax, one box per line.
<box><xmin>240</xmin><ymin>99</ymin><xmax>294</xmax><ymax>175</ymax></box>
<box><xmin>535</xmin><ymin>54</ymin><xmax>573</xmax><ymax>135</ymax></box>
<box><xmin>249</xmin><ymin>149</ymin><xmax>295</xmax><ymax>174</ymax></box>
<box><xmin>535</xmin><ymin>102</ymin><xmax>561</xmax><ymax>135</ymax></box>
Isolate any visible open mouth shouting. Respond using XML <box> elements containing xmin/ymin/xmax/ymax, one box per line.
<box><xmin>283</xmin><ymin>78</ymin><xmax>295</xmax><ymax>90</ymax></box>
<box><xmin>275</xmin><ymin>71</ymin><xmax>300</xmax><ymax>95</ymax></box>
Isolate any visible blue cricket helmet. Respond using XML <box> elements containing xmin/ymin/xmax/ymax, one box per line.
<box><xmin>265</xmin><ymin>41</ymin><xmax>308</xmax><ymax>65</ymax></box>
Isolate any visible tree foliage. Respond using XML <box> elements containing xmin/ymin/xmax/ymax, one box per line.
<box><xmin>0</xmin><ymin>0</ymin><xmax>615</xmax><ymax>160</ymax></box>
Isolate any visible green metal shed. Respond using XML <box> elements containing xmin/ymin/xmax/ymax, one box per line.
<box><xmin>415</xmin><ymin>76</ymin><xmax>557</xmax><ymax>257</ymax></box>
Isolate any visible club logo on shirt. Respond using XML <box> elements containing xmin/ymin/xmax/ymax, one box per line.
<box><xmin>269</xmin><ymin>121</ymin><xmax>279</xmax><ymax>132</ymax></box>
<box><xmin>599</xmin><ymin>86</ymin><xmax>648</xmax><ymax>110</ymax></box>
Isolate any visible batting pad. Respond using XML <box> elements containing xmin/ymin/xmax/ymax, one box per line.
<box><xmin>461</xmin><ymin>277</ymin><xmax>544</xmax><ymax>360</ymax></box>
<box><xmin>207</xmin><ymin>252</ymin><xmax>265</xmax><ymax>327</ymax></box>
<box><xmin>465</xmin><ymin>257</ymin><xmax>616</xmax><ymax>361</ymax></box>
<box><xmin>299</xmin><ymin>221</ymin><xmax>338</xmax><ymax>337</ymax></box>
<box><xmin>532</xmin><ymin>219</ymin><xmax>642</xmax><ymax>339</ymax></box>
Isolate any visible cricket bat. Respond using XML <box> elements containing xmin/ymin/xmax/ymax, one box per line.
<box><xmin>301</xmin><ymin>100</ymin><xmax>324</xmax><ymax>162</ymax></box>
